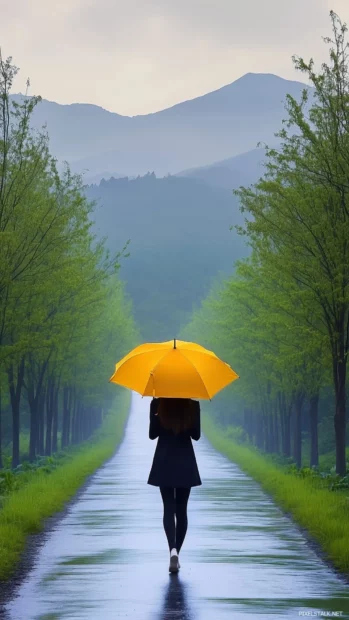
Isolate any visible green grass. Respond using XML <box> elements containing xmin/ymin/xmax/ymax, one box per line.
<box><xmin>0</xmin><ymin>390</ymin><xmax>131</xmax><ymax>581</ymax></box>
<box><xmin>202</xmin><ymin>411</ymin><xmax>349</xmax><ymax>578</ymax></box>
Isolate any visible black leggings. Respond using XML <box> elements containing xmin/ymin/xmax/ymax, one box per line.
<box><xmin>160</xmin><ymin>487</ymin><xmax>191</xmax><ymax>553</ymax></box>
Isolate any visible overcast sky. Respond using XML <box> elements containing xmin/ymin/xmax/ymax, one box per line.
<box><xmin>1</xmin><ymin>0</ymin><xmax>349</xmax><ymax>115</ymax></box>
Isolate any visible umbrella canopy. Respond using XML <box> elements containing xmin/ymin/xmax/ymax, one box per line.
<box><xmin>109</xmin><ymin>339</ymin><xmax>239</xmax><ymax>399</ymax></box>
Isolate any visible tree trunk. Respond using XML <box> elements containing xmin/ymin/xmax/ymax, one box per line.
<box><xmin>78</xmin><ymin>402</ymin><xmax>82</xmax><ymax>443</ymax></box>
<box><xmin>62</xmin><ymin>385</ymin><xmax>70</xmax><ymax>448</ymax></box>
<box><xmin>293</xmin><ymin>392</ymin><xmax>304</xmax><ymax>469</ymax></box>
<box><xmin>279</xmin><ymin>395</ymin><xmax>285</xmax><ymax>455</ymax></box>
<box><xmin>309</xmin><ymin>392</ymin><xmax>319</xmax><ymax>468</ymax></box>
<box><xmin>280</xmin><ymin>393</ymin><xmax>291</xmax><ymax>458</ymax></box>
<box><xmin>0</xmin><ymin>386</ymin><xmax>2</xmax><ymax>469</ymax></box>
<box><xmin>38</xmin><ymin>387</ymin><xmax>45</xmax><ymax>455</ymax></box>
<box><xmin>70</xmin><ymin>390</ymin><xmax>76</xmax><ymax>444</ymax></box>
<box><xmin>72</xmin><ymin>399</ymin><xmax>79</xmax><ymax>444</ymax></box>
<box><xmin>243</xmin><ymin>407</ymin><xmax>248</xmax><ymax>440</ymax></box>
<box><xmin>248</xmin><ymin>409</ymin><xmax>254</xmax><ymax>443</ymax></box>
<box><xmin>274</xmin><ymin>405</ymin><xmax>280</xmax><ymax>454</ymax></box>
<box><xmin>28</xmin><ymin>358</ymin><xmax>48</xmax><ymax>461</ymax></box>
<box><xmin>84</xmin><ymin>407</ymin><xmax>90</xmax><ymax>440</ymax></box>
<box><xmin>67</xmin><ymin>386</ymin><xmax>72</xmax><ymax>445</ymax></box>
<box><xmin>45</xmin><ymin>378</ymin><xmax>54</xmax><ymax>456</ymax></box>
<box><xmin>7</xmin><ymin>357</ymin><xmax>25</xmax><ymax>469</ymax></box>
<box><xmin>261</xmin><ymin>395</ymin><xmax>269</xmax><ymax>452</ymax></box>
<box><xmin>256</xmin><ymin>414</ymin><xmax>264</xmax><ymax>449</ymax></box>
<box><xmin>265</xmin><ymin>411</ymin><xmax>273</xmax><ymax>454</ymax></box>
<box><xmin>28</xmin><ymin>387</ymin><xmax>38</xmax><ymax>462</ymax></box>
<box><xmin>333</xmin><ymin>356</ymin><xmax>347</xmax><ymax>476</ymax></box>
<box><xmin>269</xmin><ymin>409</ymin><xmax>276</xmax><ymax>453</ymax></box>
<box><xmin>52</xmin><ymin>385</ymin><xmax>59</xmax><ymax>453</ymax></box>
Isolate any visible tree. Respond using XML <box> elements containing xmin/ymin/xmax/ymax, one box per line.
<box><xmin>234</xmin><ymin>12</ymin><xmax>349</xmax><ymax>474</ymax></box>
<box><xmin>0</xmin><ymin>52</ymin><xmax>139</xmax><ymax>467</ymax></box>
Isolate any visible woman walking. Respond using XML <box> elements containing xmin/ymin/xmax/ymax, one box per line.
<box><xmin>147</xmin><ymin>396</ymin><xmax>202</xmax><ymax>573</ymax></box>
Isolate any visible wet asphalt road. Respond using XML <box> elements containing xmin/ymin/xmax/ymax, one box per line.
<box><xmin>3</xmin><ymin>392</ymin><xmax>349</xmax><ymax>619</ymax></box>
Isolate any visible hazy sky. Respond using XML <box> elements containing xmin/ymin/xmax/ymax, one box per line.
<box><xmin>1</xmin><ymin>0</ymin><xmax>349</xmax><ymax>115</ymax></box>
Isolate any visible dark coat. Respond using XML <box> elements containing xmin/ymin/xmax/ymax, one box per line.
<box><xmin>147</xmin><ymin>398</ymin><xmax>202</xmax><ymax>488</ymax></box>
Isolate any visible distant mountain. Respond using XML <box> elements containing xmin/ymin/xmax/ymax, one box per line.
<box><xmin>86</xmin><ymin>173</ymin><xmax>249</xmax><ymax>341</ymax></box>
<box><xmin>176</xmin><ymin>146</ymin><xmax>274</xmax><ymax>190</ymax></box>
<box><xmin>12</xmin><ymin>73</ymin><xmax>310</xmax><ymax>178</ymax></box>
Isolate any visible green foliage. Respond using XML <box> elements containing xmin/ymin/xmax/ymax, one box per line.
<box><xmin>0</xmin><ymin>471</ymin><xmax>18</xmax><ymax>496</ymax></box>
<box><xmin>329</xmin><ymin>475</ymin><xmax>349</xmax><ymax>491</ymax></box>
<box><xmin>286</xmin><ymin>463</ymin><xmax>349</xmax><ymax>491</ymax></box>
<box><xmin>223</xmin><ymin>425</ymin><xmax>247</xmax><ymax>444</ymax></box>
<box><xmin>0</xmin><ymin>450</ymin><xmax>67</xmax><ymax>503</ymax></box>
<box><xmin>0</xmin><ymin>53</ymin><xmax>139</xmax><ymax>467</ymax></box>
<box><xmin>181</xmin><ymin>12</ymin><xmax>349</xmax><ymax>475</ymax></box>
<box><xmin>232</xmin><ymin>12</ymin><xmax>349</xmax><ymax>474</ymax></box>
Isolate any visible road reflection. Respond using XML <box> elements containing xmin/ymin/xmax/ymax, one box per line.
<box><xmin>159</xmin><ymin>574</ymin><xmax>194</xmax><ymax>620</ymax></box>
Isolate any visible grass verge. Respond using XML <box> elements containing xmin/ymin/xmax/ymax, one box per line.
<box><xmin>202</xmin><ymin>411</ymin><xmax>349</xmax><ymax>578</ymax></box>
<box><xmin>0</xmin><ymin>389</ymin><xmax>131</xmax><ymax>581</ymax></box>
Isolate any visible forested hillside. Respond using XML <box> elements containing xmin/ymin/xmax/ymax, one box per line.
<box><xmin>86</xmin><ymin>173</ymin><xmax>249</xmax><ymax>340</ymax></box>
<box><xmin>176</xmin><ymin>147</ymin><xmax>272</xmax><ymax>190</ymax></box>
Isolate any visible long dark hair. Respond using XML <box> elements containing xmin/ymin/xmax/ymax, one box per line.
<box><xmin>157</xmin><ymin>398</ymin><xmax>196</xmax><ymax>435</ymax></box>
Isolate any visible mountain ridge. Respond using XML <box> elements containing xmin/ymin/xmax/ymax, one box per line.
<box><xmin>11</xmin><ymin>72</ymin><xmax>311</xmax><ymax>178</ymax></box>
<box><xmin>13</xmin><ymin>72</ymin><xmax>308</xmax><ymax>119</ymax></box>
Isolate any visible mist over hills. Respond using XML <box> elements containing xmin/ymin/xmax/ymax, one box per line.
<box><xmin>176</xmin><ymin>147</ymin><xmax>273</xmax><ymax>191</ymax></box>
<box><xmin>12</xmin><ymin>72</ymin><xmax>310</xmax><ymax>338</ymax></box>
<box><xmin>79</xmin><ymin>74</ymin><xmax>309</xmax><ymax>338</ymax></box>
<box><xmin>13</xmin><ymin>73</ymin><xmax>309</xmax><ymax>180</ymax></box>
<box><xmin>86</xmin><ymin>173</ymin><xmax>248</xmax><ymax>340</ymax></box>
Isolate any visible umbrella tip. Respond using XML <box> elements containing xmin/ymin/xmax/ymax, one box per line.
<box><xmin>174</xmin><ymin>338</ymin><xmax>176</xmax><ymax>349</ymax></box>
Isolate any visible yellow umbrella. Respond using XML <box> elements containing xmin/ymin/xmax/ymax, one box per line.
<box><xmin>109</xmin><ymin>339</ymin><xmax>239</xmax><ymax>400</ymax></box>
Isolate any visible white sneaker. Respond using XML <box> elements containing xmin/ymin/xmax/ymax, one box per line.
<box><xmin>169</xmin><ymin>548</ymin><xmax>179</xmax><ymax>573</ymax></box>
